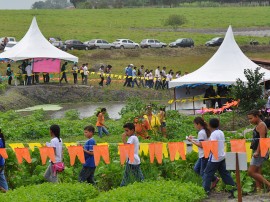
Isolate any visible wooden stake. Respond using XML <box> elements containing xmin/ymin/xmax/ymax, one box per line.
<box><xmin>236</xmin><ymin>153</ymin><xmax>242</xmax><ymax>202</ymax></box>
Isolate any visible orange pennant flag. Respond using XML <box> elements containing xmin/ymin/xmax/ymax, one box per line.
<box><xmin>230</xmin><ymin>139</ymin><xmax>246</xmax><ymax>153</ymax></box>
<box><xmin>168</xmin><ymin>142</ymin><xmax>186</xmax><ymax>161</ymax></box>
<box><xmin>93</xmin><ymin>145</ymin><xmax>110</xmax><ymax>166</ymax></box>
<box><xmin>149</xmin><ymin>143</ymin><xmax>163</xmax><ymax>164</ymax></box>
<box><xmin>39</xmin><ymin>147</ymin><xmax>55</xmax><ymax>165</ymax></box>
<box><xmin>259</xmin><ymin>138</ymin><xmax>270</xmax><ymax>157</ymax></box>
<box><xmin>0</xmin><ymin>148</ymin><xmax>8</xmax><ymax>159</ymax></box>
<box><xmin>201</xmin><ymin>140</ymin><xmax>219</xmax><ymax>160</ymax></box>
<box><xmin>118</xmin><ymin>144</ymin><xmax>134</xmax><ymax>165</ymax></box>
<box><xmin>14</xmin><ymin>148</ymin><xmax>32</xmax><ymax>164</ymax></box>
<box><xmin>67</xmin><ymin>146</ymin><xmax>85</xmax><ymax>166</ymax></box>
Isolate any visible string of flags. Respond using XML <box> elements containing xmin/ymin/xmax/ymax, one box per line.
<box><xmin>1</xmin><ymin>138</ymin><xmax>268</xmax><ymax>166</ymax></box>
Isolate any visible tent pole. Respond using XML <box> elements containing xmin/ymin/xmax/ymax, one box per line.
<box><xmin>174</xmin><ymin>88</ymin><xmax>176</xmax><ymax>111</ymax></box>
<box><xmin>193</xmin><ymin>96</ymin><xmax>195</xmax><ymax>115</ymax></box>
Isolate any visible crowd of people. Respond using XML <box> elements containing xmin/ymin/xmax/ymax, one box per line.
<box><xmin>2</xmin><ymin>62</ymin><xmax>187</xmax><ymax>89</ymax></box>
<box><xmin>1</xmin><ymin>109</ymin><xmax>270</xmax><ymax>197</ymax></box>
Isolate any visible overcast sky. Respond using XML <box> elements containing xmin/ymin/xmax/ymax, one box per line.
<box><xmin>0</xmin><ymin>0</ymin><xmax>43</xmax><ymax>9</ymax></box>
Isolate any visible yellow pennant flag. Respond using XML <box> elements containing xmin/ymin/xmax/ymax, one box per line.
<box><xmin>245</xmin><ymin>142</ymin><xmax>252</xmax><ymax>163</ymax></box>
<box><xmin>28</xmin><ymin>143</ymin><xmax>43</xmax><ymax>151</ymax></box>
<box><xmin>162</xmin><ymin>143</ymin><xmax>168</xmax><ymax>158</ymax></box>
<box><xmin>111</xmin><ymin>74</ymin><xmax>114</xmax><ymax>77</ymax></box>
<box><xmin>64</xmin><ymin>142</ymin><xmax>77</xmax><ymax>147</ymax></box>
<box><xmin>168</xmin><ymin>99</ymin><xmax>174</xmax><ymax>104</ymax></box>
<box><xmin>9</xmin><ymin>143</ymin><xmax>25</xmax><ymax>151</ymax></box>
<box><xmin>118</xmin><ymin>76</ymin><xmax>122</xmax><ymax>79</ymax></box>
<box><xmin>192</xmin><ymin>144</ymin><xmax>199</xmax><ymax>153</ymax></box>
<box><xmin>114</xmin><ymin>75</ymin><xmax>118</xmax><ymax>78</ymax></box>
<box><xmin>91</xmin><ymin>72</ymin><xmax>95</xmax><ymax>75</ymax></box>
<box><xmin>139</xmin><ymin>143</ymin><xmax>149</xmax><ymax>156</ymax></box>
<box><xmin>181</xmin><ymin>99</ymin><xmax>186</xmax><ymax>103</ymax></box>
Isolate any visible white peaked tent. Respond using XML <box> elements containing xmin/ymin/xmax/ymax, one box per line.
<box><xmin>169</xmin><ymin>25</ymin><xmax>270</xmax><ymax>98</ymax></box>
<box><xmin>0</xmin><ymin>17</ymin><xmax>78</xmax><ymax>62</ymax></box>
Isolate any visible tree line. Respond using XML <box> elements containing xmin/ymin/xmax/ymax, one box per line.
<box><xmin>32</xmin><ymin>0</ymin><xmax>270</xmax><ymax>9</ymax></box>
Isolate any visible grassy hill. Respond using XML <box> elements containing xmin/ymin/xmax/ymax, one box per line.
<box><xmin>1</xmin><ymin>7</ymin><xmax>270</xmax><ymax>44</ymax></box>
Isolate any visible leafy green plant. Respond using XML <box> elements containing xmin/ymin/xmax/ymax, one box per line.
<box><xmin>88</xmin><ymin>180</ymin><xmax>206</xmax><ymax>202</ymax></box>
<box><xmin>0</xmin><ymin>182</ymin><xmax>99</xmax><ymax>202</ymax></box>
<box><xmin>164</xmin><ymin>14</ymin><xmax>187</xmax><ymax>31</ymax></box>
<box><xmin>64</xmin><ymin>109</ymin><xmax>80</xmax><ymax>120</ymax></box>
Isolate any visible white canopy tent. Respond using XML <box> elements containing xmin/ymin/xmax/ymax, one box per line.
<box><xmin>169</xmin><ymin>26</ymin><xmax>270</xmax><ymax>99</ymax></box>
<box><xmin>0</xmin><ymin>17</ymin><xmax>78</xmax><ymax>63</ymax></box>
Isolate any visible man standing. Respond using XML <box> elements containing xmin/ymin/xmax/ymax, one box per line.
<box><xmin>161</xmin><ymin>66</ymin><xmax>167</xmax><ymax>89</ymax></box>
<box><xmin>138</xmin><ymin>65</ymin><xmax>144</xmax><ymax>87</ymax></box>
<box><xmin>83</xmin><ymin>63</ymin><xmax>89</xmax><ymax>85</ymax></box>
<box><xmin>60</xmin><ymin>62</ymin><xmax>68</xmax><ymax>84</ymax></box>
<box><xmin>25</xmin><ymin>63</ymin><xmax>32</xmax><ymax>85</ymax></box>
<box><xmin>154</xmin><ymin>66</ymin><xmax>160</xmax><ymax>89</ymax></box>
<box><xmin>132</xmin><ymin>66</ymin><xmax>139</xmax><ymax>88</ymax></box>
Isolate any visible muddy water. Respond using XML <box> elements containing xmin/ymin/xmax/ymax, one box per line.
<box><xmin>17</xmin><ymin>100</ymin><xmax>205</xmax><ymax>120</ymax></box>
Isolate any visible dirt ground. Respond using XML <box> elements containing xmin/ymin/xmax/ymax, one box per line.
<box><xmin>203</xmin><ymin>192</ymin><xmax>270</xmax><ymax>202</ymax></box>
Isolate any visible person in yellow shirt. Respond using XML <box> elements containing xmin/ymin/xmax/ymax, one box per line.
<box><xmin>96</xmin><ymin>108</ymin><xmax>109</xmax><ymax>138</ymax></box>
<box><xmin>143</xmin><ymin>105</ymin><xmax>160</xmax><ymax>135</ymax></box>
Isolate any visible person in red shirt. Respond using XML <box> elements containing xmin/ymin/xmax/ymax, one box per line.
<box><xmin>134</xmin><ymin>116</ymin><xmax>150</xmax><ymax>139</ymax></box>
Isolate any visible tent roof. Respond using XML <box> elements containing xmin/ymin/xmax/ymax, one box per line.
<box><xmin>0</xmin><ymin>17</ymin><xmax>78</xmax><ymax>63</ymax></box>
<box><xmin>169</xmin><ymin>26</ymin><xmax>270</xmax><ymax>88</ymax></box>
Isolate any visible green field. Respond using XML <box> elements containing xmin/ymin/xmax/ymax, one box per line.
<box><xmin>1</xmin><ymin>7</ymin><xmax>270</xmax><ymax>44</ymax></box>
<box><xmin>1</xmin><ymin>7</ymin><xmax>270</xmax><ymax>82</ymax></box>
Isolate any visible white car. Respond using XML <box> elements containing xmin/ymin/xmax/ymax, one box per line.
<box><xmin>113</xmin><ymin>39</ymin><xmax>140</xmax><ymax>49</ymax></box>
<box><xmin>84</xmin><ymin>39</ymin><xmax>115</xmax><ymax>49</ymax></box>
<box><xmin>140</xmin><ymin>39</ymin><xmax>167</xmax><ymax>48</ymax></box>
<box><xmin>4</xmin><ymin>41</ymin><xmax>17</xmax><ymax>51</ymax></box>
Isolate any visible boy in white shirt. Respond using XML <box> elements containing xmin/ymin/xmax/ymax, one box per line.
<box><xmin>120</xmin><ymin>123</ymin><xmax>144</xmax><ymax>186</ymax></box>
<box><xmin>203</xmin><ymin>118</ymin><xmax>235</xmax><ymax>198</ymax></box>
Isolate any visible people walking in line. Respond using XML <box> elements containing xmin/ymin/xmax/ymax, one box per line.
<box><xmin>6</xmin><ymin>64</ymin><xmax>12</xmax><ymax>85</ymax></box>
<box><xmin>60</xmin><ymin>62</ymin><xmax>68</xmax><ymax>84</ymax></box>
<box><xmin>96</xmin><ymin>108</ymin><xmax>109</xmax><ymax>138</ymax></box>
<box><xmin>72</xmin><ymin>63</ymin><xmax>78</xmax><ymax>84</ymax></box>
<box><xmin>44</xmin><ymin>125</ymin><xmax>63</xmax><ymax>183</ymax></box>
<box><xmin>120</xmin><ymin>123</ymin><xmax>144</xmax><ymax>186</ymax></box>
<box><xmin>247</xmin><ymin>110</ymin><xmax>270</xmax><ymax>192</ymax></box>
<box><xmin>78</xmin><ymin>125</ymin><xmax>96</xmax><ymax>185</ymax></box>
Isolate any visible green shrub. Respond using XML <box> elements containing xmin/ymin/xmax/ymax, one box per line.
<box><xmin>88</xmin><ymin>180</ymin><xmax>206</xmax><ymax>202</ymax></box>
<box><xmin>64</xmin><ymin>109</ymin><xmax>80</xmax><ymax>120</ymax></box>
<box><xmin>0</xmin><ymin>183</ymin><xmax>99</xmax><ymax>202</ymax></box>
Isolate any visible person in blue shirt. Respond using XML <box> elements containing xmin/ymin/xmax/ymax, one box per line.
<box><xmin>78</xmin><ymin>125</ymin><xmax>96</xmax><ymax>185</ymax></box>
<box><xmin>0</xmin><ymin>129</ymin><xmax>8</xmax><ymax>192</ymax></box>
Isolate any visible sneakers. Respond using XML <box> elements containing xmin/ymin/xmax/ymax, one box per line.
<box><xmin>211</xmin><ymin>177</ymin><xmax>220</xmax><ymax>190</ymax></box>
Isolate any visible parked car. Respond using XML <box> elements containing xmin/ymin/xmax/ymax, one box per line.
<box><xmin>0</xmin><ymin>37</ymin><xmax>16</xmax><ymax>50</ymax></box>
<box><xmin>169</xmin><ymin>38</ymin><xmax>194</xmax><ymax>48</ymax></box>
<box><xmin>113</xmin><ymin>39</ymin><xmax>140</xmax><ymax>49</ymax></box>
<box><xmin>205</xmin><ymin>37</ymin><xmax>224</xmax><ymax>47</ymax></box>
<box><xmin>52</xmin><ymin>41</ymin><xmax>67</xmax><ymax>51</ymax></box>
<box><xmin>84</xmin><ymin>39</ymin><xmax>115</xmax><ymax>49</ymax></box>
<box><xmin>4</xmin><ymin>41</ymin><xmax>17</xmax><ymax>51</ymax></box>
<box><xmin>140</xmin><ymin>39</ymin><xmax>167</xmax><ymax>48</ymax></box>
<box><xmin>65</xmin><ymin>40</ymin><xmax>89</xmax><ymax>50</ymax></box>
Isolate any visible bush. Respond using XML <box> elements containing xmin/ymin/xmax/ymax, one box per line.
<box><xmin>164</xmin><ymin>14</ymin><xmax>187</xmax><ymax>31</ymax></box>
<box><xmin>88</xmin><ymin>180</ymin><xmax>206</xmax><ymax>202</ymax></box>
<box><xmin>230</xmin><ymin>67</ymin><xmax>266</xmax><ymax>112</ymax></box>
<box><xmin>64</xmin><ymin>109</ymin><xmax>80</xmax><ymax>120</ymax></box>
<box><xmin>0</xmin><ymin>183</ymin><xmax>99</xmax><ymax>202</ymax></box>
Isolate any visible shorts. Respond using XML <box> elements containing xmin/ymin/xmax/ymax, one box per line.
<box><xmin>250</xmin><ymin>152</ymin><xmax>269</xmax><ymax>167</ymax></box>
<box><xmin>161</xmin><ymin>122</ymin><xmax>166</xmax><ymax>128</ymax></box>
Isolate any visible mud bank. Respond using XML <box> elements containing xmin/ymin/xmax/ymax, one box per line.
<box><xmin>0</xmin><ymin>84</ymin><xmax>172</xmax><ymax>111</ymax></box>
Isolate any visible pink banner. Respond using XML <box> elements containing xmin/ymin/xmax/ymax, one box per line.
<box><xmin>32</xmin><ymin>58</ymin><xmax>61</xmax><ymax>73</ymax></box>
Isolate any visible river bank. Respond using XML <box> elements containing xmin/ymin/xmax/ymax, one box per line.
<box><xmin>0</xmin><ymin>84</ymin><xmax>172</xmax><ymax>111</ymax></box>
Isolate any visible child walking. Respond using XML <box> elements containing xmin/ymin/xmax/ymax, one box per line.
<box><xmin>44</xmin><ymin>125</ymin><xmax>63</xmax><ymax>183</ymax></box>
<box><xmin>120</xmin><ymin>123</ymin><xmax>144</xmax><ymax>186</ymax></box>
<box><xmin>0</xmin><ymin>129</ymin><xmax>8</xmax><ymax>192</ymax></box>
<box><xmin>247</xmin><ymin>110</ymin><xmax>270</xmax><ymax>191</ymax></box>
<box><xmin>79</xmin><ymin>125</ymin><xmax>96</xmax><ymax>185</ymax></box>
<box><xmin>202</xmin><ymin>118</ymin><xmax>235</xmax><ymax>197</ymax></box>
<box><xmin>187</xmin><ymin>117</ymin><xmax>219</xmax><ymax>189</ymax></box>
<box><xmin>96</xmin><ymin>108</ymin><xmax>109</xmax><ymax>138</ymax></box>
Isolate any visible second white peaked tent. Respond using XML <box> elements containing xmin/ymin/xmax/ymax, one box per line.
<box><xmin>169</xmin><ymin>26</ymin><xmax>270</xmax><ymax>91</ymax></box>
<box><xmin>0</xmin><ymin>17</ymin><xmax>78</xmax><ymax>63</ymax></box>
